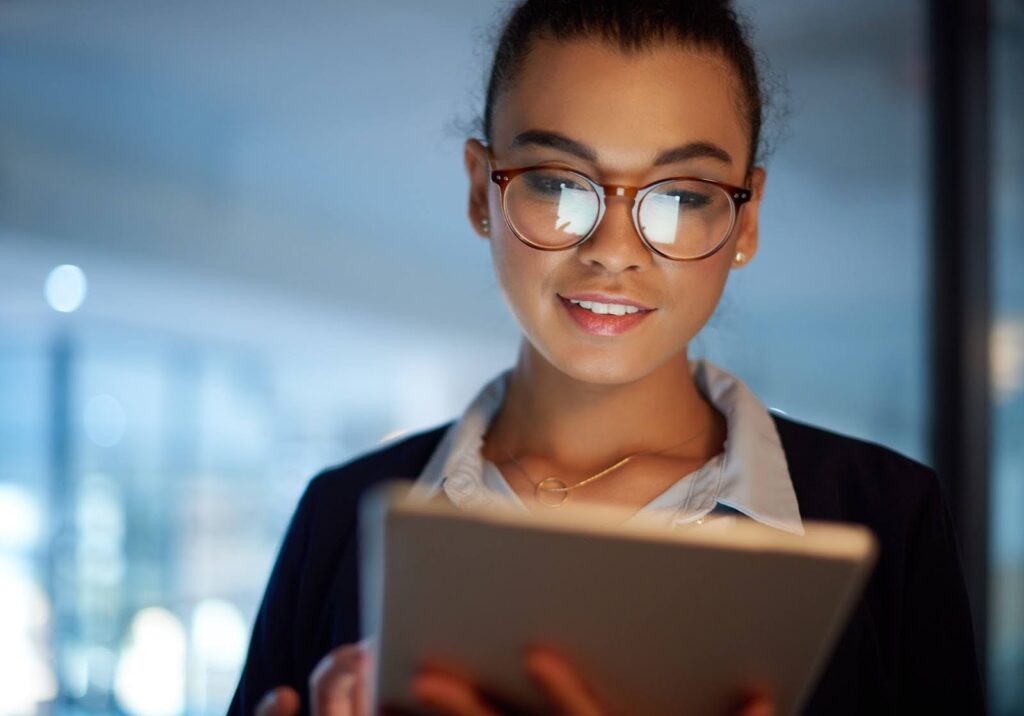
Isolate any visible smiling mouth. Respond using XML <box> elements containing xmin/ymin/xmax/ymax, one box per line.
<box><xmin>557</xmin><ymin>295</ymin><xmax>655</xmax><ymax>336</ymax></box>
<box><xmin>564</xmin><ymin>297</ymin><xmax>646</xmax><ymax>315</ymax></box>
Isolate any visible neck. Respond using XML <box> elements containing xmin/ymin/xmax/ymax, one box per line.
<box><xmin>483</xmin><ymin>339</ymin><xmax>723</xmax><ymax>471</ymax></box>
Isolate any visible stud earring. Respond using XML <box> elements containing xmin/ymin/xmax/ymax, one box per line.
<box><xmin>480</xmin><ymin>216</ymin><xmax>490</xmax><ymax>234</ymax></box>
<box><xmin>734</xmin><ymin>251</ymin><xmax>746</xmax><ymax>265</ymax></box>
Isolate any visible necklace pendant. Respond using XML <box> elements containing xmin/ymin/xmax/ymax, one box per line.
<box><xmin>536</xmin><ymin>477</ymin><xmax>569</xmax><ymax>508</ymax></box>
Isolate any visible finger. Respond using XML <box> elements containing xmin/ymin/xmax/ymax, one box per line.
<box><xmin>379</xmin><ymin>705</ymin><xmax>421</xmax><ymax>716</ymax></box>
<box><xmin>411</xmin><ymin>671</ymin><xmax>502</xmax><ymax>716</ymax></box>
<box><xmin>344</xmin><ymin>644</ymin><xmax>370</xmax><ymax>716</ymax></box>
<box><xmin>354</xmin><ymin>638</ymin><xmax>376</xmax><ymax>713</ymax></box>
<box><xmin>524</xmin><ymin>648</ymin><xmax>604</xmax><ymax>716</ymax></box>
<box><xmin>256</xmin><ymin>686</ymin><xmax>301</xmax><ymax>716</ymax></box>
<box><xmin>309</xmin><ymin>645</ymin><xmax>363</xmax><ymax>716</ymax></box>
<box><xmin>735</xmin><ymin>695</ymin><xmax>776</xmax><ymax>716</ymax></box>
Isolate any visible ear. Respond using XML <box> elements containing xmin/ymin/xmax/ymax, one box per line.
<box><xmin>731</xmin><ymin>166</ymin><xmax>766</xmax><ymax>269</ymax></box>
<box><xmin>464</xmin><ymin>138</ymin><xmax>492</xmax><ymax>240</ymax></box>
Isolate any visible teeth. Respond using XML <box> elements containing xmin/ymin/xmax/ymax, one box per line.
<box><xmin>568</xmin><ymin>298</ymin><xmax>641</xmax><ymax>315</ymax></box>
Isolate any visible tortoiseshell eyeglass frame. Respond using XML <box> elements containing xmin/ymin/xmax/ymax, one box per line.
<box><xmin>484</xmin><ymin>145</ymin><xmax>754</xmax><ymax>262</ymax></box>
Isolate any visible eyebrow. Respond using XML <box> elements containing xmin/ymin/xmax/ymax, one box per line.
<box><xmin>508</xmin><ymin>129</ymin><xmax>733</xmax><ymax>166</ymax></box>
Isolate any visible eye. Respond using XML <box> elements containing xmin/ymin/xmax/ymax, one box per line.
<box><xmin>522</xmin><ymin>170</ymin><xmax>588</xmax><ymax>196</ymax></box>
<box><xmin>663</xmin><ymin>189</ymin><xmax>714</xmax><ymax>209</ymax></box>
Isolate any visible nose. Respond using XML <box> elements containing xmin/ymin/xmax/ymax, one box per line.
<box><xmin>574</xmin><ymin>194</ymin><xmax>651</xmax><ymax>273</ymax></box>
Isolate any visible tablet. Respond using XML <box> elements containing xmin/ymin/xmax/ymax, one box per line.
<box><xmin>359</xmin><ymin>481</ymin><xmax>877</xmax><ymax>715</ymax></box>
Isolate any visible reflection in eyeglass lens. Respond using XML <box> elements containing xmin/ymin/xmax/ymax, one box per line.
<box><xmin>640</xmin><ymin>182</ymin><xmax>731</xmax><ymax>256</ymax></box>
<box><xmin>507</xmin><ymin>171</ymin><xmax>733</xmax><ymax>258</ymax></box>
<box><xmin>510</xmin><ymin>169</ymin><xmax>599</xmax><ymax>243</ymax></box>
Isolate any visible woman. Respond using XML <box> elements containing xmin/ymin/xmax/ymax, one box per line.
<box><xmin>230</xmin><ymin>1</ymin><xmax>984</xmax><ymax>714</ymax></box>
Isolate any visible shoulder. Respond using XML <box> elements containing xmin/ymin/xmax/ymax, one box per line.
<box><xmin>303</xmin><ymin>421</ymin><xmax>454</xmax><ymax>509</ymax></box>
<box><xmin>773</xmin><ymin>414</ymin><xmax>983</xmax><ymax>713</ymax></box>
<box><xmin>273</xmin><ymin>421</ymin><xmax>454</xmax><ymax>593</ymax></box>
<box><xmin>771</xmin><ymin>411</ymin><xmax>931</xmax><ymax>479</ymax></box>
<box><xmin>770</xmin><ymin>413</ymin><xmax>943</xmax><ymax>532</ymax></box>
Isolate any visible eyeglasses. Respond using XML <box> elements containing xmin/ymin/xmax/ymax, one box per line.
<box><xmin>486</xmin><ymin>146</ymin><xmax>753</xmax><ymax>261</ymax></box>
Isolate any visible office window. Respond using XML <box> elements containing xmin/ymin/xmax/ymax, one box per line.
<box><xmin>990</xmin><ymin>0</ymin><xmax>1024</xmax><ymax>711</ymax></box>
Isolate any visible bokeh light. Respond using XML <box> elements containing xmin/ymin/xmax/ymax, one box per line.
<box><xmin>113</xmin><ymin>607</ymin><xmax>187</xmax><ymax>716</ymax></box>
<box><xmin>0</xmin><ymin>559</ymin><xmax>56</xmax><ymax>716</ymax></box>
<box><xmin>44</xmin><ymin>264</ymin><xmax>88</xmax><ymax>313</ymax></box>
<box><xmin>992</xmin><ymin>319</ymin><xmax>1024</xmax><ymax>403</ymax></box>
<box><xmin>191</xmin><ymin>599</ymin><xmax>248</xmax><ymax>671</ymax></box>
<box><xmin>0</xmin><ymin>484</ymin><xmax>42</xmax><ymax>550</ymax></box>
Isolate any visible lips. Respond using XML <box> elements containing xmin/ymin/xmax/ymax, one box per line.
<box><xmin>557</xmin><ymin>294</ymin><xmax>655</xmax><ymax>336</ymax></box>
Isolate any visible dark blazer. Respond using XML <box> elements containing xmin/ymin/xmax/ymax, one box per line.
<box><xmin>228</xmin><ymin>414</ymin><xmax>985</xmax><ymax>715</ymax></box>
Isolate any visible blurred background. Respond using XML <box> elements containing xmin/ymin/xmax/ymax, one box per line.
<box><xmin>0</xmin><ymin>0</ymin><xmax>1020</xmax><ymax>714</ymax></box>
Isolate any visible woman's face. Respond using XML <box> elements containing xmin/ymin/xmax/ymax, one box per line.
<box><xmin>465</xmin><ymin>38</ymin><xmax>766</xmax><ymax>385</ymax></box>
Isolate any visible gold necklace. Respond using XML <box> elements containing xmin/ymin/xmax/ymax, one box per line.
<box><xmin>498</xmin><ymin>425</ymin><xmax>712</xmax><ymax>508</ymax></box>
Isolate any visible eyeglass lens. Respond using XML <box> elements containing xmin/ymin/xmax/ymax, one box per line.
<box><xmin>503</xmin><ymin>168</ymin><xmax>735</xmax><ymax>259</ymax></box>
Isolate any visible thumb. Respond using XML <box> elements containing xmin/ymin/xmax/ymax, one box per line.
<box><xmin>256</xmin><ymin>686</ymin><xmax>301</xmax><ymax>716</ymax></box>
<box><xmin>736</xmin><ymin>694</ymin><xmax>775</xmax><ymax>716</ymax></box>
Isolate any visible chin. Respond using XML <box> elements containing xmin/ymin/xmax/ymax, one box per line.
<box><xmin>537</xmin><ymin>338</ymin><xmax>665</xmax><ymax>387</ymax></box>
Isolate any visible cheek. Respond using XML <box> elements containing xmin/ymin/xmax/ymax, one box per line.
<box><xmin>488</xmin><ymin>223</ymin><xmax>559</xmax><ymax>318</ymax></box>
<box><xmin>661</xmin><ymin>252</ymin><xmax>732</xmax><ymax>326</ymax></box>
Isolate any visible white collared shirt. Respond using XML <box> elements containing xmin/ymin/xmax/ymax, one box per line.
<box><xmin>412</xmin><ymin>359</ymin><xmax>804</xmax><ymax>534</ymax></box>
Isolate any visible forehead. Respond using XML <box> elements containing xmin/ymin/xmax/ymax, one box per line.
<box><xmin>491</xmin><ymin>37</ymin><xmax>750</xmax><ymax>171</ymax></box>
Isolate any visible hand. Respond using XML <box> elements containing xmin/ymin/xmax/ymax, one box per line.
<box><xmin>256</xmin><ymin>639</ymin><xmax>374</xmax><ymax>716</ymax></box>
<box><xmin>254</xmin><ymin>641</ymin><xmax>776</xmax><ymax>716</ymax></box>
<box><xmin>410</xmin><ymin>646</ymin><xmax>776</xmax><ymax>716</ymax></box>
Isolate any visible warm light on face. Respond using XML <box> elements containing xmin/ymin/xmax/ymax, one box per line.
<box><xmin>480</xmin><ymin>39</ymin><xmax>759</xmax><ymax>385</ymax></box>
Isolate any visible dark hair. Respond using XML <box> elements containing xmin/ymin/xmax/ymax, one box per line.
<box><xmin>480</xmin><ymin>0</ymin><xmax>772</xmax><ymax>171</ymax></box>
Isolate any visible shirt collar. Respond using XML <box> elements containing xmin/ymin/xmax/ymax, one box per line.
<box><xmin>412</xmin><ymin>359</ymin><xmax>803</xmax><ymax>534</ymax></box>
